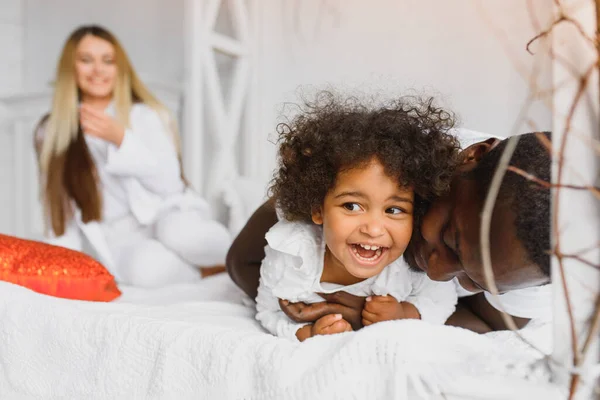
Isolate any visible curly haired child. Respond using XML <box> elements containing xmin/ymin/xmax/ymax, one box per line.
<box><xmin>256</xmin><ymin>92</ymin><xmax>461</xmax><ymax>342</ymax></box>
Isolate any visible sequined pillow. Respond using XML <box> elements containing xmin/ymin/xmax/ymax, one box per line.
<box><xmin>0</xmin><ymin>234</ymin><xmax>121</xmax><ymax>302</ymax></box>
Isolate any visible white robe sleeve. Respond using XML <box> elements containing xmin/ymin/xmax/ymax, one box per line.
<box><xmin>255</xmin><ymin>246</ymin><xmax>311</xmax><ymax>342</ymax></box>
<box><xmin>405</xmin><ymin>271</ymin><xmax>458</xmax><ymax>324</ymax></box>
<box><xmin>484</xmin><ymin>285</ymin><xmax>553</xmax><ymax>322</ymax></box>
<box><xmin>105</xmin><ymin>105</ymin><xmax>184</xmax><ymax>196</ymax></box>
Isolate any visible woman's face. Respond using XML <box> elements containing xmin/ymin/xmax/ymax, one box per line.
<box><xmin>74</xmin><ymin>34</ymin><xmax>117</xmax><ymax>101</ymax></box>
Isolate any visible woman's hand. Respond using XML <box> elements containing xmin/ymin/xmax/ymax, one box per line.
<box><xmin>279</xmin><ymin>291</ymin><xmax>366</xmax><ymax>330</ymax></box>
<box><xmin>80</xmin><ymin>104</ymin><xmax>125</xmax><ymax>146</ymax></box>
<box><xmin>361</xmin><ymin>295</ymin><xmax>421</xmax><ymax>326</ymax></box>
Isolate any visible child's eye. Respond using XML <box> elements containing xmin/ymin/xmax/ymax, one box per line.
<box><xmin>386</xmin><ymin>207</ymin><xmax>404</xmax><ymax>215</ymax></box>
<box><xmin>342</xmin><ymin>203</ymin><xmax>361</xmax><ymax>212</ymax></box>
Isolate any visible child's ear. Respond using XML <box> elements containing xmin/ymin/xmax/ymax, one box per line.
<box><xmin>311</xmin><ymin>207</ymin><xmax>323</xmax><ymax>225</ymax></box>
<box><xmin>460</xmin><ymin>138</ymin><xmax>500</xmax><ymax>166</ymax></box>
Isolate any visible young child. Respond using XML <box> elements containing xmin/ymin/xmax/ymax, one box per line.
<box><xmin>256</xmin><ymin>94</ymin><xmax>460</xmax><ymax>342</ymax></box>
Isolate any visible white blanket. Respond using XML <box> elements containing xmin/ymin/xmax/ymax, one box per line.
<box><xmin>0</xmin><ymin>275</ymin><xmax>558</xmax><ymax>399</ymax></box>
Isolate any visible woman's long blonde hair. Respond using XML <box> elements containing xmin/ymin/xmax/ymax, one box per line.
<box><xmin>37</xmin><ymin>25</ymin><xmax>183</xmax><ymax>236</ymax></box>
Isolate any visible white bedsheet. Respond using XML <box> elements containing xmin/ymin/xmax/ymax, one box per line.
<box><xmin>0</xmin><ymin>275</ymin><xmax>558</xmax><ymax>399</ymax></box>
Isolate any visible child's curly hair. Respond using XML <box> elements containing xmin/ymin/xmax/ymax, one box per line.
<box><xmin>269</xmin><ymin>91</ymin><xmax>461</xmax><ymax>223</ymax></box>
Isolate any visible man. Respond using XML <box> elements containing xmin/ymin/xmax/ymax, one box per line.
<box><xmin>226</xmin><ymin>131</ymin><xmax>552</xmax><ymax>332</ymax></box>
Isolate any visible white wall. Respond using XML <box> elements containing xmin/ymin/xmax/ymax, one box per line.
<box><xmin>0</xmin><ymin>0</ymin><xmax>556</xmax><ymax>235</ymax></box>
<box><xmin>22</xmin><ymin>0</ymin><xmax>184</xmax><ymax>91</ymax></box>
<box><xmin>0</xmin><ymin>0</ymin><xmax>24</xmax><ymax>233</ymax></box>
<box><xmin>252</xmin><ymin>0</ymin><xmax>554</xmax><ymax>184</ymax></box>
<box><xmin>0</xmin><ymin>0</ymin><xmax>23</xmax><ymax>96</ymax></box>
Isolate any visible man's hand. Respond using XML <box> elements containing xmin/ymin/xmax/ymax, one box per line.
<box><xmin>279</xmin><ymin>291</ymin><xmax>366</xmax><ymax>330</ymax></box>
<box><xmin>361</xmin><ymin>295</ymin><xmax>421</xmax><ymax>326</ymax></box>
<box><xmin>295</xmin><ymin>314</ymin><xmax>352</xmax><ymax>342</ymax></box>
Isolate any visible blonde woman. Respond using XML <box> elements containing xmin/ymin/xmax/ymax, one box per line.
<box><xmin>34</xmin><ymin>25</ymin><xmax>231</xmax><ymax>288</ymax></box>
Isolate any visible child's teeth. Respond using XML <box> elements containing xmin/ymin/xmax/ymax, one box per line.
<box><xmin>359</xmin><ymin>244</ymin><xmax>381</xmax><ymax>250</ymax></box>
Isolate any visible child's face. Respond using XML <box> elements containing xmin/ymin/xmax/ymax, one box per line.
<box><xmin>312</xmin><ymin>158</ymin><xmax>414</xmax><ymax>280</ymax></box>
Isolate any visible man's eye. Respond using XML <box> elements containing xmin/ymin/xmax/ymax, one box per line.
<box><xmin>442</xmin><ymin>223</ymin><xmax>460</xmax><ymax>259</ymax></box>
<box><xmin>386</xmin><ymin>207</ymin><xmax>404</xmax><ymax>215</ymax></box>
<box><xmin>342</xmin><ymin>203</ymin><xmax>361</xmax><ymax>212</ymax></box>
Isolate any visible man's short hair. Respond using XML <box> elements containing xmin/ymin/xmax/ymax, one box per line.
<box><xmin>472</xmin><ymin>132</ymin><xmax>552</xmax><ymax>276</ymax></box>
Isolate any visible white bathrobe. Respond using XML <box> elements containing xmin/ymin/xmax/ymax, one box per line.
<box><xmin>37</xmin><ymin>103</ymin><xmax>231</xmax><ymax>287</ymax></box>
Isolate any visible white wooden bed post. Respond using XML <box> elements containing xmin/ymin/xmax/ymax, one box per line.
<box><xmin>551</xmin><ymin>1</ymin><xmax>600</xmax><ymax>397</ymax></box>
<box><xmin>183</xmin><ymin>0</ymin><xmax>206</xmax><ymax>195</ymax></box>
<box><xmin>182</xmin><ymin>0</ymin><xmax>256</xmax><ymax>217</ymax></box>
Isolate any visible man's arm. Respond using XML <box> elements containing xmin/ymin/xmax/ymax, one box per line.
<box><xmin>445</xmin><ymin>294</ymin><xmax>530</xmax><ymax>332</ymax></box>
<box><xmin>225</xmin><ymin>199</ymin><xmax>278</xmax><ymax>299</ymax></box>
<box><xmin>445</xmin><ymin>299</ymin><xmax>493</xmax><ymax>333</ymax></box>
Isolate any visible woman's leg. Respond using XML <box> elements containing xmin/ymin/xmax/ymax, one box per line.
<box><xmin>103</xmin><ymin>215</ymin><xmax>201</xmax><ymax>288</ymax></box>
<box><xmin>154</xmin><ymin>210</ymin><xmax>232</xmax><ymax>268</ymax></box>
<box><xmin>118</xmin><ymin>239</ymin><xmax>201</xmax><ymax>288</ymax></box>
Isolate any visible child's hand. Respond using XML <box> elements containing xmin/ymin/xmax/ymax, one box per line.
<box><xmin>312</xmin><ymin>313</ymin><xmax>352</xmax><ymax>336</ymax></box>
<box><xmin>361</xmin><ymin>295</ymin><xmax>421</xmax><ymax>326</ymax></box>
<box><xmin>295</xmin><ymin>313</ymin><xmax>352</xmax><ymax>341</ymax></box>
<box><xmin>280</xmin><ymin>292</ymin><xmax>366</xmax><ymax>330</ymax></box>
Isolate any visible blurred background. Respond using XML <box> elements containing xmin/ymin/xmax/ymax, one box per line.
<box><xmin>0</xmin><ymin>0</ymin><xmax>553</xmax><ymax>240</ymax></box>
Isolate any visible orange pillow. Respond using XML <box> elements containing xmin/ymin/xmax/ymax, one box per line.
<box><xmin>0</xmin><ymin>234</ymin><xmax>121</xmax><ymax>301</ymax></box>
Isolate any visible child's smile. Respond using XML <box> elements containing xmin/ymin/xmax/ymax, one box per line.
<box><xmin>349</xmin><ymin>243</ymin><xmax>388</xmax><ymax>266</ymax></box>
<box><xmin>314</xmin><ymin>157</ymin><xmax>414</xmax><ymax>284</ymax></box>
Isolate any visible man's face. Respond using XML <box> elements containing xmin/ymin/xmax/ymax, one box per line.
<box><xmin>410</xmin><ymin>139</ymin><xmax>549</xmax><ymax>293</ymax></box>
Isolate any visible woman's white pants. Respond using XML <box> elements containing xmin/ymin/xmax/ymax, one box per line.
<box><xmin>102</xmin><ymin>211</ymin><xmax>231</xmax><ymax>288</ymax></box>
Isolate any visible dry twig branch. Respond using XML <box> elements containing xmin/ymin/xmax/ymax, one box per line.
<box><xmin>561</xmin><ymin>253</ymin><xmax>600</xmax><ymax>270</ymax></box>
<box><xmin>479</xmin><ymin>135</ymin><xmax>521</xmax><ymax>333</ymax></box>
<box><xmin>527</xmin><ymin>14</ymin><xmax>597</xmax><ymax>55</ymax></box>
<box><xmin>581</xmin><ymin>294</ymin><xmax>600</xmax><ymax>359</ymax></box>
<box><xmin>507</xmin><ymin>166</ymin><xmax>600</xmax><ymax>199</ymax></box>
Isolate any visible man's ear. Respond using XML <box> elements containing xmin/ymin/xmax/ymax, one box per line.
<box><xmin>311</xmin><ymin>207</ymin><xmax>323</xmax><ymax>225</ymax></box>
<box><xmin>461</xmin><ymin>138</ymin><xmax>501</xmax><ymax>166</ymax></box>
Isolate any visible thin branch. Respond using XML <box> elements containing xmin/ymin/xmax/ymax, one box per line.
<box><xmin>479</xmin><ymin>135</ymin><xmax>521</xmax><ymax>333</ymax></box>
<box><xmin>473</xmin><ymin>0</ymin><xmax>539</xmax><ymax>85</ymax></box>
<box><xmin>581</xmin><ymin>294</ymin><xmax>600</xmax><ymax>364</ymax></box>
<box><xmin>535</xmin><ymin>131</ymin><xmax>554</xmax><ymax>154</ymax></box>
<box><xmin>568</xmin><ymin>242</ymin><xmax>600</xmax><ymax>257</ymax></box>
<box><xmin>507</xmin><ymin>166</ymin><xmax>600</xmax><ymax>199</ymax></box>
<box><xmin>478</xmin><ymin>135</ymin><xmax>550</xmax><ymax>357</ymax></box>
<box><xmin>560</xmin><ymin>253</ymin><xmax>600</xmax><ymax>270</ymax></box>
<box><xmin>526</xmin><ymin>0</ymin><xmax>542</xmax><ymax>34</ymax></box>
<box><xmin>527</xmin><ymin>15</ymin><xmax>597</xmax><ymax>55</ymax></box>
<box><xmin>552</xmin><ymin>64</ymin><xmax>596</xmax><ymax>399</ymax></box>
<box><xmin>572</xmin><ymin>130</ymin><xmax>600</xmax><ymax>156</ymax></box>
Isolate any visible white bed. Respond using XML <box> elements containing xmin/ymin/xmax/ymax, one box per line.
<box><xmin>0</xmin><ymin>273</ymin><xmax>562</xmax><ymax>399</ymax></box>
